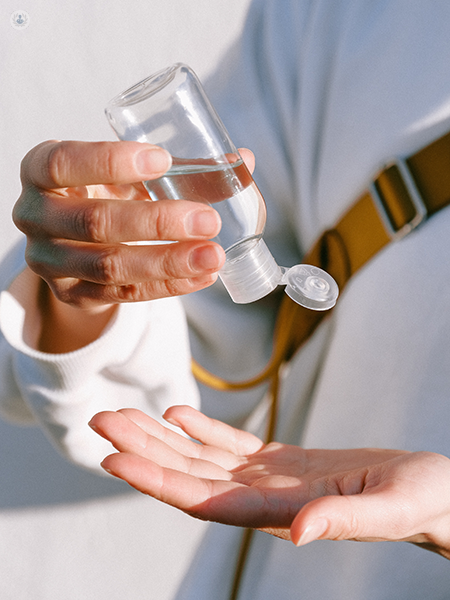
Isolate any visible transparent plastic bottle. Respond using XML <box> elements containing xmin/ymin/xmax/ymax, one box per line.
<box><xmin>105</xmin><ymin>63</ymin><xmax>338</xmax><ymax>309</ymax></box>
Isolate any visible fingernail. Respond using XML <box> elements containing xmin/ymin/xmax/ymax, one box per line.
<box><xmin>136</xmin><ymin>148</ymin><xmax>172</xmax><ymax>177</ymax></box>
<box><xmin>186</xmin><ymin>209</ymin><xmax>221</xmax><ymax>237</ymax></box>
<box><xmin>295</xmin><ymin>518</ymin><xmax>328</xmax><ymax>546</ymax></box>
<box><xmin>88</xmin><ymin>421</ymin><xmax>110</xmax><ymax>442</ymax></box>
<box><xmin>190</xmin><ymin>245</ymin><xmax>223</xmax><ymax>272</ymax></box>
<box><xmin>100</xmin><ymin>461</ymin><xmax>113</xmax><ymax>475</ymax></box>
<box><xmin>164</xmin><ymin>415</ymin><xmax>181</xmax><ymax>428</ymax></box>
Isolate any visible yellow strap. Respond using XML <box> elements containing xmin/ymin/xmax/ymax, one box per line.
<box><xmin>191</xmin><ymin>294</ymin><xmax>300</xmax><ymax>391</ymax></box>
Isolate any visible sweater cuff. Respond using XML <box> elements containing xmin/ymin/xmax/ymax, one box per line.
<box><xmin>0</xmin><ymin>266</ymin><xmax>154</xmax><ymax>391</ymax></box>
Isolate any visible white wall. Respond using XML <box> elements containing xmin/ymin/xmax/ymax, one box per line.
<box><xmin>0</xmin><ymin>0</ymin><xmax>252</xmax><ymax>257</ymax></box>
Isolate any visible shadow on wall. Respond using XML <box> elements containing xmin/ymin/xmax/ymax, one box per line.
<box><xmin>0</xmin><ymin>419</ymin><xmax>133</xmax><ymax>508</ymax></box>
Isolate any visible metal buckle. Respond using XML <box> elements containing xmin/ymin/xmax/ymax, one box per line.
<box><xmin>369</xmin><ymin>158</ymin><xmax>427</xmax><ymax>241</ymax></box>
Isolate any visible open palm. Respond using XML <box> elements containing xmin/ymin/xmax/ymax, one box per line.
<box><xmin>89</xmin><ymin>405</ymin><xmax>444</xmax><ymax>545</ymax></box>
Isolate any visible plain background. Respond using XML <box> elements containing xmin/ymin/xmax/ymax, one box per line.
<box><xmin>1</xmin><ymin>0</ymin><xmax>252</xmax><ymax>258</ymax></box>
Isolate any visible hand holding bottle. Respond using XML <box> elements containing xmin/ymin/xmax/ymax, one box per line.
<box><xmin>13</xmin><ymin>139</ymin><xmax>229</xmax><ymax>351</ymax></box>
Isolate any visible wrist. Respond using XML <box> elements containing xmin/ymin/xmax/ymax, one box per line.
<box><xmin>38</xmin><ymin>280</ymin><xmax>118</xmax><ymax>353</ymax></box>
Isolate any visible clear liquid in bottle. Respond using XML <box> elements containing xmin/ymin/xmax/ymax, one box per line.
<box><xmin>144</xmin><ymin>157</ymin><xmax>266</xmax><ymax>254</ymax></box>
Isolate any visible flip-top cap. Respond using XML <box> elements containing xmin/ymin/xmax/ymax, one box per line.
<box><xmin>219</xmin><ymin>238</ymin><xmax>339</xmax><ymax>309</ymax></box>
<box><xmin>282</xmin><ymin>264</ymin><xmax>339</xmax><ymax>310</ymax></box>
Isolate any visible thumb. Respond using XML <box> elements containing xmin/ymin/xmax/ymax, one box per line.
<box><xmin>21</xmin><ymin>140</ymin><xmax>172</xmax><ymax>189</ymax></box>
<box><xmin>290</xmin><ymin>492</ymin><xmax>399</xmax><ymax>546</ymax></box>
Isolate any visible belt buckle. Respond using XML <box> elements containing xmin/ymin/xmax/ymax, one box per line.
<box><xmin>369</xmin><ymin>158</ymin><xmax>427</xmax><ymax>241</ymax></box>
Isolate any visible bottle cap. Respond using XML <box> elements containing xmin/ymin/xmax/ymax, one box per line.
<box><xmin>281</xmin><ymin>264</ymin><xmax>339</xmax><ymax>310</ymax></box>
<box><xmin>219</xmin><ymin>238</ymin><xmax>339</xmax><ymax>309</ymax></box>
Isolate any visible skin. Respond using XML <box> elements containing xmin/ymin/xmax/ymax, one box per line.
<box><xmin>89</xmin><ymin>405</ymin><xmax>450</xmax><ymax>559</ymax></box>
<box><xmin>14</xmin><ymin>139</ymin><xmax>255</xmax><ymax>352</ymax></box>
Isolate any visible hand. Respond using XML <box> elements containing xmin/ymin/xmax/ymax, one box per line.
<box><xmin>89</xmin><ymin>405</ymin><xmax>450</xmax><ymax>559</ymax></box>
<box><xmin>14</xmin><ymin>140</ymin><xmax>226</xmax><ymax>309</ymax></box>
<box><xmin>290</xmin><ymin>449</ymin><xmax>450</xmax><ymax>560</ymax></box>
<box><xmin>13</xmin><ymin>141</ymin><xmax>253</xmax><ymax>351</ymax></box>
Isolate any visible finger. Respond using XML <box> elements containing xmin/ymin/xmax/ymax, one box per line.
<box><xmin>238</xmin><ymin>148</ymin><xmax>255</xmax><ymax>174</ymax></box>
<box><xmin>90</xmin><ymin>411</ymin><xmax>231</xmax><ymax>479</ymax></box>
<box><xmin>163</xmin><ymin>405</ymin><xmax>264</xmax><ymax>456</ymax></box>
<box><xmin>120</xmin><ymin>408</ymin><xmax>243</xmax><ymax>471</ymax></box>
<box><xmin>26</xmin><ymin>238</ymin><xmax>224</xmax><ymax>285</ymax></box>
<box><xmin>101</xmin><ymin>452</ymin><xmax>216</xmax><ymax>509</ymax></box>
<box><xmin>20</xmin><ymin>140</ymin><xmax>172</xmax><ymax>189</ymax></box>
<box><xmin>101</xmin><ymin>452</ymin><xmax>275</xmax><ymax>527</ymax></box>
<box><xmin>38</xmin><ymin>271</ymin><xmax>219</xmax><ymax>308</ymax></box>
<box><xmin>290</xmin><ymin>489</ymin><xmax>415</xmax><ymax>546</ymax></box>
<box><xmin>15</xmin><ymin>195</ymin><xmax>222</xmax><ymax>244</ymax></box>
<box><xmin>117</xmin><ymin>408</ymin><xmax>205</xmax><ymax>455</ymax></box>
<box><xmin>90</xmin><ymin>410</ymin><xmax>182</xmax><ymax>455</ymax></box>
